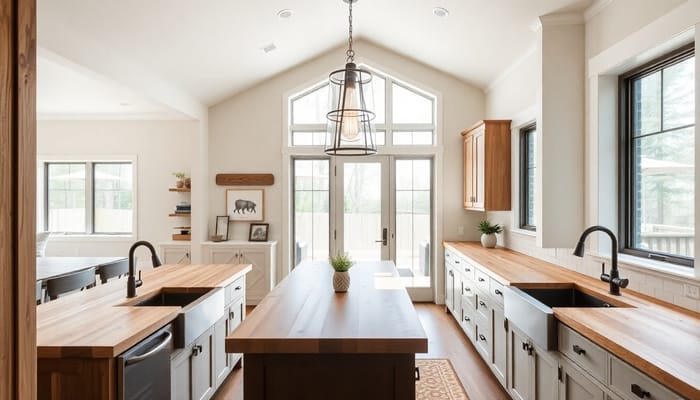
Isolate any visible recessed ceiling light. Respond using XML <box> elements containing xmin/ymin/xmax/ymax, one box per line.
<box><xmin>277</xmin><ymin>9</ymin><xmax>293</xmax><ymax>19</ymax></box>
<box><xmin>432</xmin><ymin>7</ymin><xmax>449</xmax><ymax>18</ymax></box>
<box><xmin>261</xmin><ymin>43</ymin><xmax>277</xmax><ymax>53</ymax></box>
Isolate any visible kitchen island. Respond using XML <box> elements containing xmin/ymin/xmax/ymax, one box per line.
<box><xmin>37</xmin><ymin>262</ymin><xmax>251</xmax><ymax>400</ymax></box>
<box><xmin>226</xmin><ymin>260</ymin><xmax>428</xmax><ymax>400</ymax></box>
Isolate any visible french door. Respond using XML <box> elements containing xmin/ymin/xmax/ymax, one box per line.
<box><xmin>292</xmin><ymin>156</ymin><xmax>433</xmax><ymax>300</ymax></box>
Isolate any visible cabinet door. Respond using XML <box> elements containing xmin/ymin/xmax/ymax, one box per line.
<box><xmin>171</xmin><ymin>349</ymin><xmax>192</xmax><ymax>400</ymax></box>
<box><xmin>473</xmin><ymin>129</ymin><xmax>486</xmax><ymax>210</ymax></box>
<box><xmin>533</xmin><ymin>344</ymin><xmax>559</xmax><ymax>400</ymax></box>
<box><xmin>491</xmin><ymin>304</ymin><xmax>507</xmax><ymax>386</ymax></box>
<box><xmin>213</xmin><ymin>317</ymin><xmax>229</xmax><ymax>388</ymax></box>
<box><xmin>559</xmin><ymin>360</ymin><xmax>605</xmax><ymax>400</ymax></box>
<box><xmin>162</xmin><ymin>246</ymin><xmax>191</xmax><ymax>265</ymax></box>
<box><xmin>464</xmin><ymin>134</ymin><xmax>475</xmax><ymax>208</ymax></box>
<box><xmin>239</xmin><ymin>247</ymin><xmax>270</xmax><ymax>305</ymax></box>
<box><xmin>191</xmin><ymin>333</ymin><xmax>214</xmax><ymax>400</ymax></box>
<box><xmin>227</xmin><ymin>297</ymin><xmax>244</xmax><ymax>369</ymax></box>
<box><xmin>445</xmin><ymin>264</ymin><xmax>455</xmax><ymax>314</ymax></box>
<box><xmin>208</xmin><ymin>248</ymin><xmax>239</xmax><ymax>264</ymax></box>
<box><xmin>508</xmin><ymin>327</ymin><xmax>532</xmax><ymax>400</ymax></box>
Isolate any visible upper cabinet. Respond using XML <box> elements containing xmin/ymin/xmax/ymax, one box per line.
<box><xmin>462</xmin><ymin>120</ymin><xmax>512</xmax><ymax>211</ymax></box>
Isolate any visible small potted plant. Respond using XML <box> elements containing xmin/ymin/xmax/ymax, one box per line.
<box><xmin>184</xmin><ymin>176</ymin><xmax>191</xmax><ymax>189</ymax></box>
<box><xmin>329</xmin><ymin>253</ymin><xmax>353</xmax><ymax>292</ymax></box>
<box><xmin>478</xmin><ymin>220</ymin><xmax>503</xmax><ymax>248</ymax></box>
<box><xmin>173</xmin><ymin>172</ymin><xmax>186</xmax><ymax>188</ymax></box>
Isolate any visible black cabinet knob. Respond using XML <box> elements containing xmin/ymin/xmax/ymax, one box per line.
<box><xmin>573</xmin><ymin>344</ymin><xmax>586</xmax><ymax>355</ymax></box>
<box><xmin>631</xmin><ymin>384</ymin><xmax>650</xmax><ymax>398</ymax></box>
<box><xmin>234</xmin><ymin>286</ymin><xmax>242</xmax><ymax>291</ymax></box>
<box><xmin>494</xmin><ymin>289</ymin><xmax>502</xmax><ymax>296</ymax></box>
<box><xmin>478</xmin><ymin>334</ymin><xmax>487</xmax><ymax>342</ymax></box>
<box><xmin>479</xmin><ymin>300</ymin><xmax>486</xmax><ymax>307</ymax></box>
<box><xmin>478</xmin><ymin>277</ymin><xmax>485</xmax><ymax>282</ymax></box>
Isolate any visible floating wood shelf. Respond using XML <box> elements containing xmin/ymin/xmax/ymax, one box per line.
<box><xmin>169</xmin><ymin>213</ymin><xmax>191</xmax><ymax>217</ymax></box>
<box><xmin>216</xmin><ymin>173</ymin><xmax>274</xmax><ymax>186</ymax></box>
<box><xmin>169</xmin><ymin>188</ymin><xmax>191</xmax><ymax>192</ymax></box>
<box><xmin>172</xmin><ymin>234</ymin><xmax>191</xmax><ymax>241</ymax></box>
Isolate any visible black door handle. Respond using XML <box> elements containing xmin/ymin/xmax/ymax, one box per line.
<box><xmin>631</xmin><ymin>384</ymin><xmax>650</xmax><ymax>398</ymax></box>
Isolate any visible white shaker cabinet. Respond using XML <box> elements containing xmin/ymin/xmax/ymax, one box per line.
<box><xmin>202</xmin><ymin>241</ymin><xmax>277</xmax><ymax>305</ymax></box>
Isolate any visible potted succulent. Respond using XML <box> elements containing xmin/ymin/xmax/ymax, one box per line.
<box><xmin>329</xmin><ymin>253</ymin><xmax>353</xmax><ymax>292</ymax></box>
<box><xmin>173</xmin><ymin>172</ymin><xmax>186</xmax><ymax>188</ymax></box>
<box><xmin>478</xmin><ymin>220</ymin><xmax>503</xmax><ymax>248</ymax></box>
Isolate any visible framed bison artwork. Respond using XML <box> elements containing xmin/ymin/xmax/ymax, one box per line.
<box><xmin>226</xmin><ymin>189</ymin><xmax>264</xmax><ymax>221</ymax></box>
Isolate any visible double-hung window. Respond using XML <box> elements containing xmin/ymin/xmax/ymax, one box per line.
<box><xmin>44</xmin><ymin>161</ymin><xmax>134</xmax><ymax>235</ymax></box>
<box><xmin>620</xmin><ymin>44</ymin><xmax>695</xmax><ymax>267</ymax></box>
<box><xmin>519</xmin><ymin>124</ymin><xmax>536</xmax><ymax>231</ymax></box>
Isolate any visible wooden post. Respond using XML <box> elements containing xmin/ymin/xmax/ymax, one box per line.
<box><xmin>0</xmin><ymin>0</ymin><xmax>37</xmax><ymax>399</ymax></box>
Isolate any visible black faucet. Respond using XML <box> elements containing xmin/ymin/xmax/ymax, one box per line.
<box><xmin>127</xmin><ymin>240</ymin><xmax>163</xmax><ymax>298</ymax></box>
<box><xmin>573</xmin><ymin>225</ymin><xmax>629</xmax><ymax>296</ymax></box>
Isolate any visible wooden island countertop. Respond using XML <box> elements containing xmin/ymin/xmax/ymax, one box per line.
<box><xmin>227</xmin><ymin>260</ymin><xmax>428</xmax><ymax>354</ymax></box>
<box><xmin>445</xmin><ymin>241</ymin><xmax>700</xmax><ymax>400</ymax></box>
<box><xmin>37</xmin><ymin>263</ymin><xmax>251</xmax><ymax>359</ymax></box>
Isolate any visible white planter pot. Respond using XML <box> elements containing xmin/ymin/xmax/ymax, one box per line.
<box><xmin>481</xmin><ymin>233</ymin><xmax>497</xmax><ymax>248</ymax></box>
<box><xmin>333</xmin><ymin>271</ymin><xmax>351</xmax><ymax>292</ymax></box>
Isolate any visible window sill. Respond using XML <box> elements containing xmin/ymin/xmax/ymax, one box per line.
<box><xmin>508</xmin><ymin>228</ymin><xmax>536</xmax><ymax>238</ymax></box>
<box><xmin>589</xmin><ymin>251</ymin><xmax>699</xmax><ymax>283</ymax></box>
<box><xmin>48</xmin><ymin>234</ymin><xmax>135</xmax><ymax>243</ymax></box>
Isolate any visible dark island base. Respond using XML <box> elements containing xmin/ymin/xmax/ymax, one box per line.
<box><xmin>243</xmin><ymin>353</ymin><xmax>416</xmax><ymax>400</ymax></box>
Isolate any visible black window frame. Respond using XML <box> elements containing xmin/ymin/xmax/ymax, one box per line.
<box><xmin>618</xmin><ymin>43</ymin><xmax>695</xmax><ymax>267</ymax></box>
<box><xmin>519</xmin><ymin>123</ymin><xmax>537</xmax><ymax>231</ymax></box>
<box><xmin>44</xmin><ymin>161</ymin><xmax>134</xmax><ymax>235</ymax></box>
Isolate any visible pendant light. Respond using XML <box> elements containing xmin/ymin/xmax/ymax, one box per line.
<box><xmin>325</xmin><ymin>0</ymin><xmax>377</xmax><ymax>156</ymax></box>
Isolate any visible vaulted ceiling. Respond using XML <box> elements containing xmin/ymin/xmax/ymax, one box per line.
<box><xmin>37</xmin><ymin>0</ymin><xmax>595</xmax><ymax>117</ymax></box>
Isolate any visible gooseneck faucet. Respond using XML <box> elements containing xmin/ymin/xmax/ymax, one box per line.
<box><xmin>127</xmin><ymin>240</ymin><xmax>163</xmax><ymax>298</ymax></box>
<box><xmin>573</xmin><ymin>225</ymin><xmax>629</xmax><ymax>295</ymax></box>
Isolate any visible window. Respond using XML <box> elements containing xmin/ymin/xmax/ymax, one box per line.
<box><xmin>620</xmin><ymin>44</ymin><xmax>694</xmax><ymax>266</ymax></box>
<box><xmin>45</xmin><ymin>161</ymin><xmax>134</xmax><ymax>234</ymax></box>
<box><xmin>519</xmin><ymin>124</ymin><xmax>536</xmax><ymax>231</ymax></box>
<box><xmin>289</xmin><ymin>68</ymin><xmax>435</xmax><ymax>147</ymax></box>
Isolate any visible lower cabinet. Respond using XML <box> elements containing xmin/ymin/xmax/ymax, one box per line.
<box><xmin>507</xmin><ymin>326</ymin><xmax>559</xmax><ymax>400</ymax></box>
<box><xmin>160</xmin><ymin>243</ymin><xmax>191</xmax><ymax>265</ymax></box>
<box><xmin>172</xmin><ymin>328</ymin><xmax>215</xmax><ymax>400</ymax></box>
<box><xmin>491</xmin><ymin>304</ymin><xmax>508</xmax><ymax>386</ymax></box>
<box><xmin>558</xmin><ymin>358</ymin><xmax>605</xmax><ymax>400</ymax></box>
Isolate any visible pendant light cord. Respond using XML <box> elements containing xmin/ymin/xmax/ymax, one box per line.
<box><xmin>346</xmin><ymin>0</ymin><xmax>355</xmax><ymax>62</ymax></box>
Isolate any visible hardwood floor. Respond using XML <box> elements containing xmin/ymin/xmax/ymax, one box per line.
<box><xmin>213</xmin><ymin>303</ymin><xmax>509</xmax><ymax>399</ymax></box>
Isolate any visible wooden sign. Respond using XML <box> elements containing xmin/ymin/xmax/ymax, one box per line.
<box><xmin>216</xmin><ymin>173</ymin><xmax>274</xmax><ymax>186</ymax></box>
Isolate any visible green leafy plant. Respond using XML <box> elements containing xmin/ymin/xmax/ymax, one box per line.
<box><xmin>172</xmin><ymin>172</ymin><xmax>186</xmax><ymax>180</ymax></box>
<box><xmin>478</xmin><ymin>220</ymin><xmax>503</xmax><ymax>235</ymax></box>
<box><xmin>329</xmin><ymin>253</ymin><xmax>353</xmax><ymax>272</ymax></box>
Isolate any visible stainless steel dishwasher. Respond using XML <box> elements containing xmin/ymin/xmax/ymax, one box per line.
<box><xmin>117</xmin><ymin>323</ymin><xmax>173</xmax><ymax>400</ymax></box>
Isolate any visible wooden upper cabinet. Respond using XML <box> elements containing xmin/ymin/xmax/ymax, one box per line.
<box><xmin>461</xmin><ymin>120</ymin><xmax>511</xmax><ymax>211</ymax></box>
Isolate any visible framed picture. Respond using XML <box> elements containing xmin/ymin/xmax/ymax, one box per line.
<box><xmin>214</xmin><ymin>215</ymin><xmax>229</xmax><ymax>241</ymax></box>
<box><xmin>248</xmin><ymin>223</ymin><xmax>269</xmax><ymax>242</ymax></box>
<box><xmin>226</xmin><ymin>189</ymin><xmax>264</xmax><ymax>221</ymax></box>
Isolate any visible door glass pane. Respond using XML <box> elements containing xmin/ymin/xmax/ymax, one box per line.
<box><xmin>632</xmin><ymin>127</ymin><xmax>694</xmax><ymax>257</ymax></box>
<box><xmin>294</xmin><ymin>159</ymin><xmax>330</xmax><ymax>265</ymax></box>
<box><xmin>47</xmin><ymin>163</ymin><xmax>86</xmax><ymax>233</ymax></box>
<box><xmin>343</xmin><ymin>162</ymin><xmax>382</xmax><ymax>261</ymax></box>
<box><xmin>94</xmin><ymin>163</ymin><xmax>133</xmax><ymax>233</ymax></box>
<box><xmin>662</xmin><ymin>56</ymin><xmax>695</xmax><ymax>130</ymax></box>
<box><xmin>395</xmin><ymin>159</ymin><xmax>432</xmax><ymax>288</ymax></box>
<box><xmin>392</xmin><ymin>83</ymin><xmax>433</xmax><ymax>124</ymax></box>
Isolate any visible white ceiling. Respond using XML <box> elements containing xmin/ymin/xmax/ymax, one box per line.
<box><xmin>38</xmin><ymin>0</ymin><xmax>595</xmax><ymax>114</ymax></box>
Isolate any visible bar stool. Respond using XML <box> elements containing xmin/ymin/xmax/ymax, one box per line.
<box><xmin>45</xmin><ymin>267</ymin><xmax>96</xmax><ymax>302</ymax></box>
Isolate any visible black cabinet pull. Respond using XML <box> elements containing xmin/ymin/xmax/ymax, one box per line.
<box><xmin>631</xmin><ymin>384</ymin><xmax>650</xmax><ymax>398</ymax></box>
<box><xmin>478</xmin><ymin>277</ymin><xmax>485</xmax><ymax>282</ymax></box>
<box><xmin>494</xmin><ymin>289</ymin><xmax>503</xmax><ymax>296</ymax></box>
<box><xmin>521</xmin><ymin>342</ymin><xmax>533</xmax><ymax>355</ymax></box>
<box><xmin>478</xmin><ymin>334</ymin><xmax>487</xmax><ymax>342</ymax></box>
<box><xmin>192</xmin><ymin>344</ymin><xmax>203</xmax><ymax>356</ymax></box>
<box><xmin>572</xmin><ymin>344</ymin><xmax>586</xmax><ymax>355</ymax></box>
<box><xmin>229</xmin><ymin>311</ymin><xmax>235</xmax><ymax>320</ymax></box>
<box><xmin>464</xmin><ymin>287</ymin><xmax>471</xmax><ymax>292</ymax></box>
<box><xmin>234</xmin><ymin>286</ymin><xmax>242</xmax><ymax>291</ymax></box>
<box><xmin>464</xmin><ymin>316</ymin><xmax>470</xmax><ymax>322</ymax></box>
<box><xmin>455</xmin><ymin>260</ymin><xmax>460</xmax><ymax>264</ymax></box>
<box><xmin>479</xmin><ymin>300</ymin><xmax>486</xmax><ymax>307</ymax></box>
<box><xmin>464</xmin><ymin>267</ymin><xmax>470</xmax><ymax>273</ymax></box>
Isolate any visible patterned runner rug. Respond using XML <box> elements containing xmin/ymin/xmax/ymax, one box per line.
<box><xmin>416</xmin><ymin>359</ymin><xmax>469</xmax><ymax>400</ymax></box>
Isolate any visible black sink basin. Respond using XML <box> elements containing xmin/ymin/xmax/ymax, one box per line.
<box><xmin>133</xmin><ymin>291</ymin><xmax>206</xmax><ymax>307</ymax></box>
<box><xmin>520</xmin><ymin>288</ymin><xmax>615</xmax><ymax>308</ymax></box>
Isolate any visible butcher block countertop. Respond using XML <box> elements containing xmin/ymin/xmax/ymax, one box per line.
<box><xmin>445</xmin><ymin>241</ymin><xmax>700</xmax><ymax>400</ymax></box>
<box><xmin>226</xmin><ymin>261</ymin><xmax>428</xmax><ymax>354</ymax></box>
<box><xmin>37</xmin><ymin>263</ymin><xmax>251</xmax><ymax>359</ymax></box>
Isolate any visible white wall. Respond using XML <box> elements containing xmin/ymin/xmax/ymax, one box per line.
<box><xmin>38</xmin><ymin>120</ymin><xmax>197</xmax><ymax>264</ymax></box>
<box><xmin>484</xmin><ymin>1</ymin><xmax>700</xmax><ymax>312</ymax></box>
<box><xmin>208</xmin><ymin>40</ymin><xmax>485</xmax><ymax>294</ymax></box>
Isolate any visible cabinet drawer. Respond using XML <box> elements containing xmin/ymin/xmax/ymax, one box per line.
<box><xmin>462</xmin><ymin>279</ymin><xmax>476</xmax><ymax>305</ymax></box>
<box><xmin>609</xmin><ymin>356</ymin><xmax>680</xmax><ymax>400</ymax></box>
<box><xmin>559</xmin><ymin>324</ymin><xmax>607</xmax><ymax>383</ymax></box>
<box><xmin>489</xmin><ymin>278</ymin><xmax>505</xmax><ymax>306</ymax></box>
<box><xmin>476</xmin><ymin>292</ymin><xmax>491</xmax><ymax>320</ymax></box>
<box><xmin>475</xmin><ymin>269</ymin><xmax>490</xmax><ymax>292</ymax></box>
<box><xmin>455</xmin><ymin>257</ymin><xmax>475</xmax><ymax>281</ymax></box>
<box><xmin>224</xmin><ymin>275</ymin><xmax>245</xmax><ymax>305</ymax></box>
